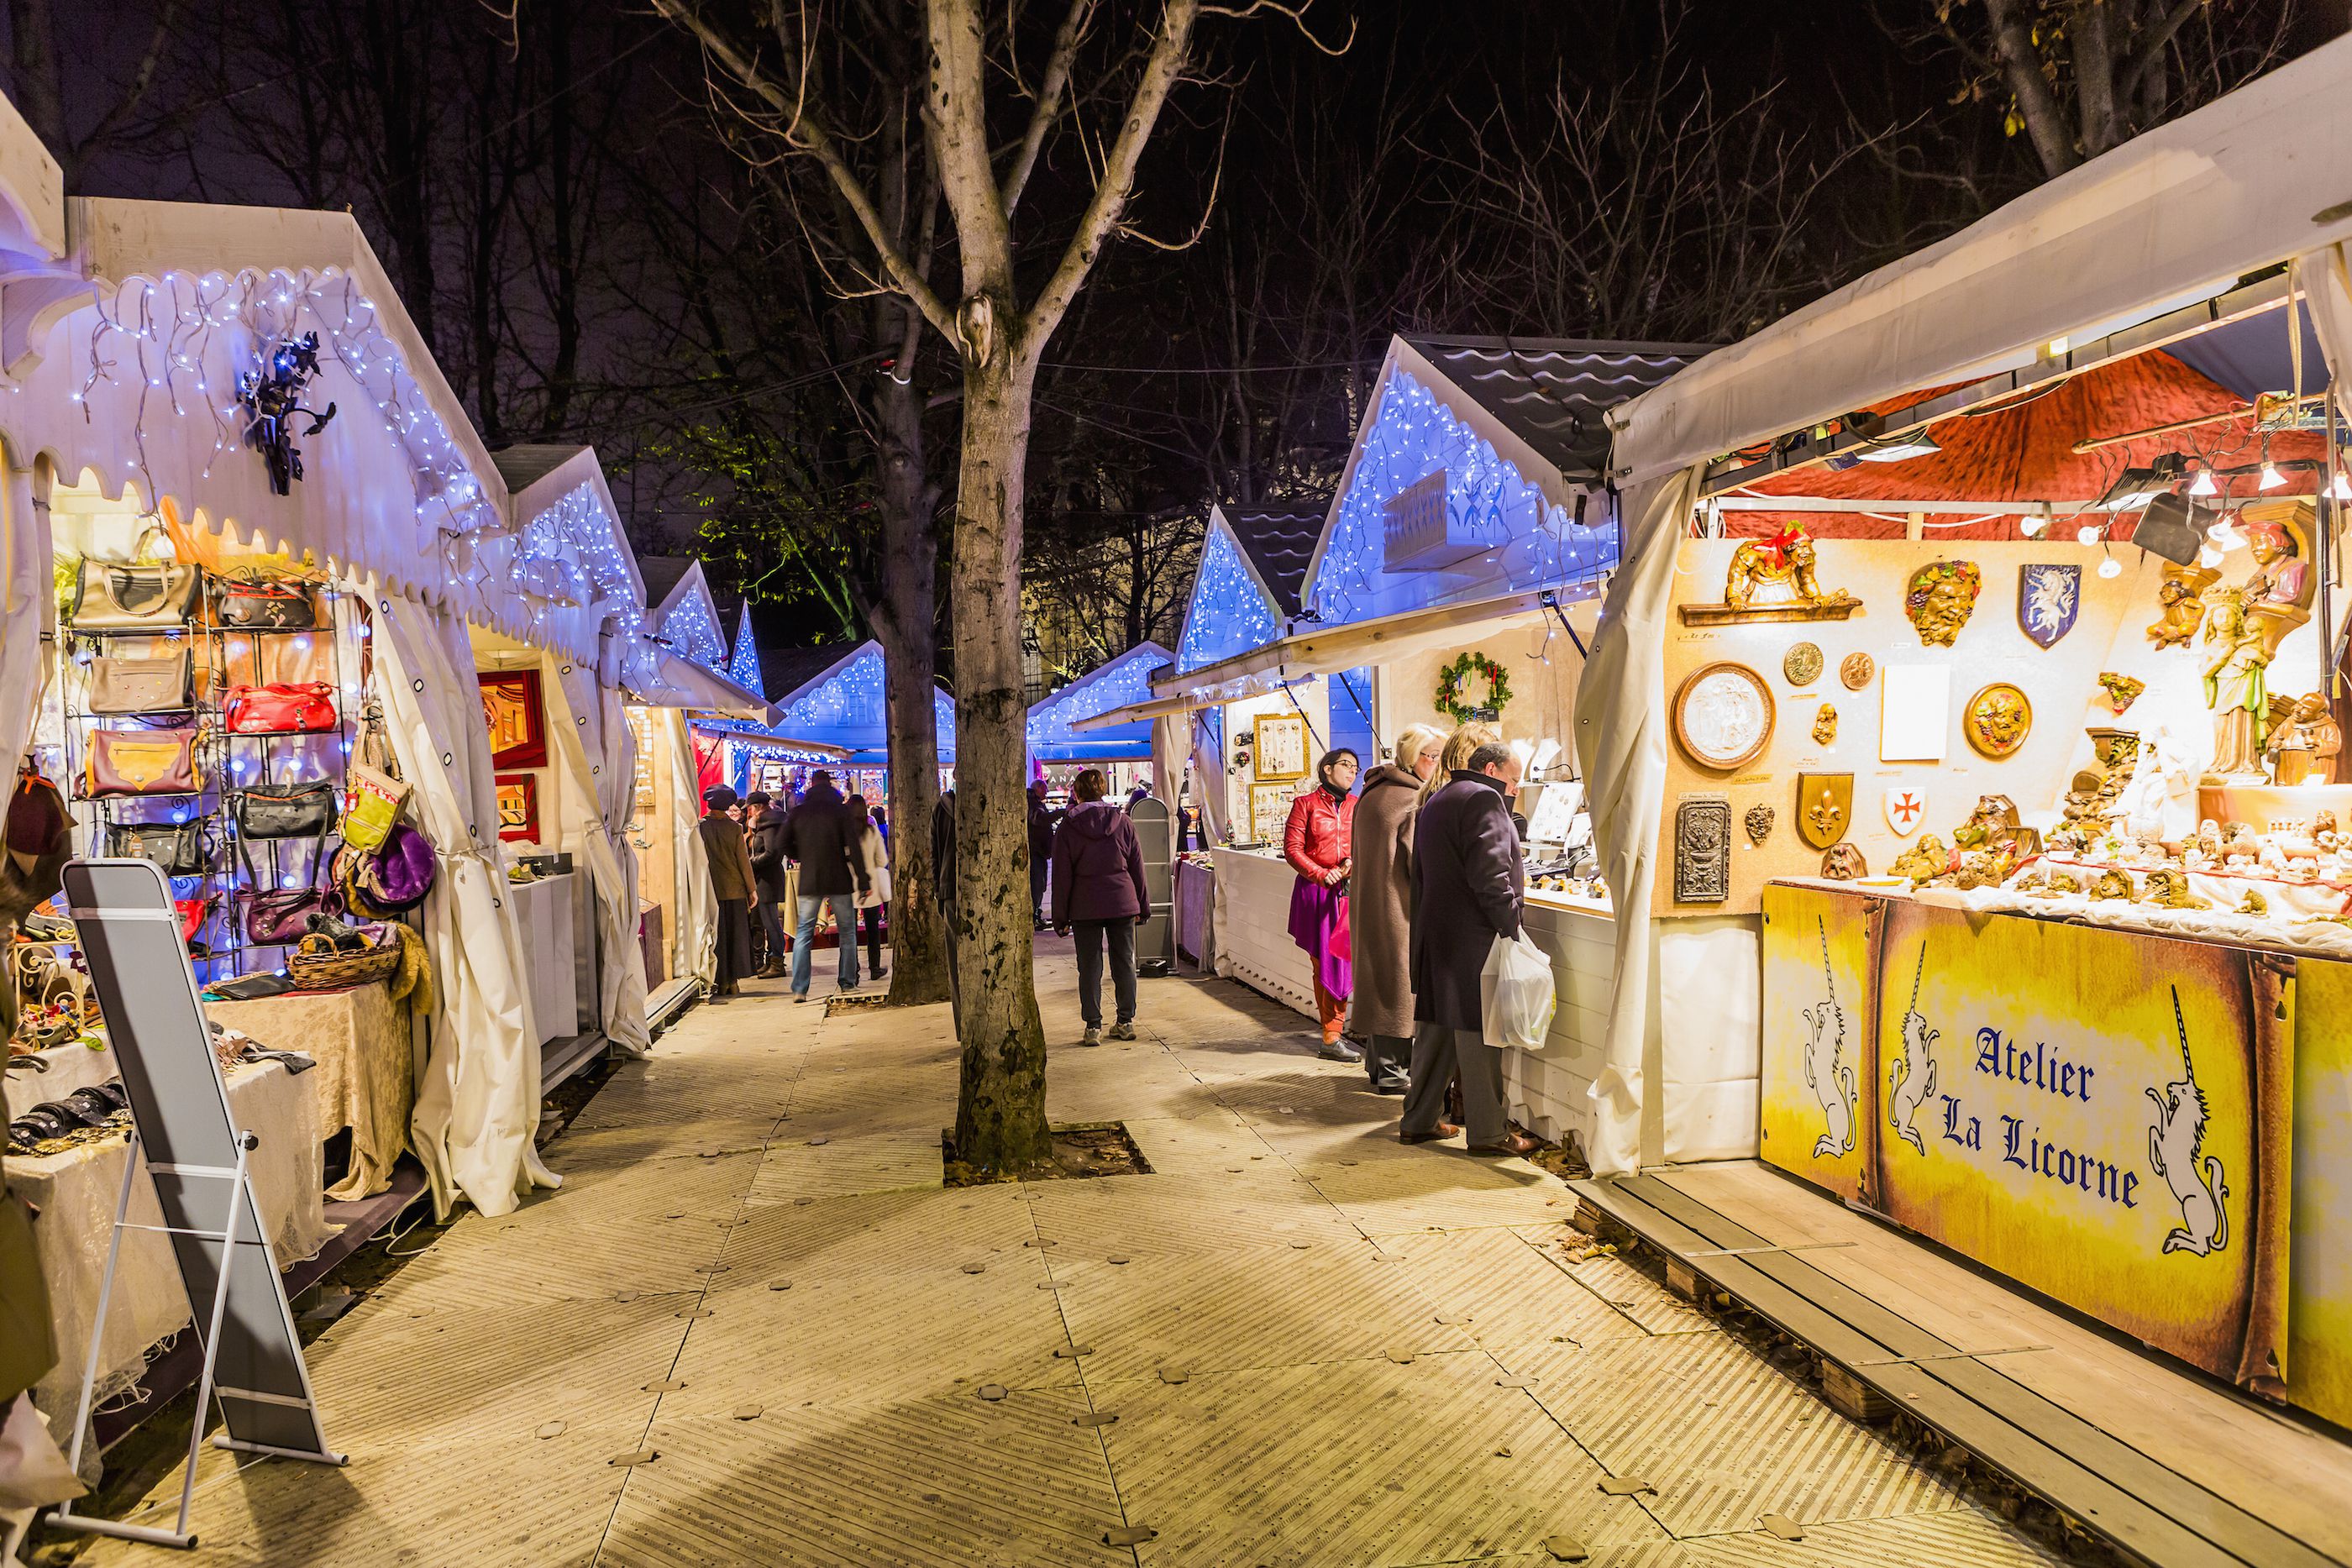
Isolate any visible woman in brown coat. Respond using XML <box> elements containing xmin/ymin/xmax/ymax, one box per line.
<box><xmin>1348</xmin><ymin>724</ymin><xmax>1447</xmax><ymax>1093</ymax></box>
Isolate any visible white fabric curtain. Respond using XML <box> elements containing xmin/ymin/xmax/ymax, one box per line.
<box><xmin>1150</xmin><ymin>712</ymin><xmax>1185</xmax><ymax>815</ymax></box>
<box><xmin>1572</xmin><ymin>470</ymin><xmax>1700</xmax><ymax>1175</ymax></box>
<box><xmin>547</xmin><ymin>657</ymin><xmax>652</xmax><ymax>1055</ymax></box>
<box><xmin>1189</xmin><ymin>707</ymin><xmax>1227</xmax><ymax>843</ymax></box>
<box><xmin>664</xmin><ymin>708</ymin><xmax>715</xmax><ymax>986</ymax></box>
<box><xmin>372</xmin><ymin>590</ymin><xmax>559</xmax><ymax>1219</ymax></box>
<box><xmin>2296</xmin><ymin>246</ymin><xmax>2352</xmax><ymax>616</ymax></box>
<box><xmin>0</xmin><ymin>460</ymin><xmax>53</xmax><ymax>784</ymax></box>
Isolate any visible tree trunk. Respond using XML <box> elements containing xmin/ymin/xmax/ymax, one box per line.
<box><xmin>949</xmin><ymin>347</ymin><xmax>1053</xmax><ymax>1172</ymax></box>
<box><xmin>874</xmin><ymin>361</ymin><xmax>952</xmax><ymax>1008</ymax></box>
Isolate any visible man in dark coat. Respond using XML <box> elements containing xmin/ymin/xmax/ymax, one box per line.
<box><xmin>1026</xmin><ymin>781</ymin><xmax>1056</xmax><ymax>926</ymax></box>
<box><xmin>1399</xmin><ymin>742</ymin><xmax>1536</xmax><ymax>1156</ymax></box>
<box><xmin>744</xmin><ymin>789</ymin><xmax>790</xmax><ymax>978</ymax></box>
<box><xmin>780</xmin><ymin>769</ymin><xmax>869</xmax><ymax>1000</ymax></box>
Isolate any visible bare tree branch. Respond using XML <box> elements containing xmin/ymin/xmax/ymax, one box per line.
<box><xmin>998</xmin><ymin>0</ymin><xmax>1095</xmax><ymax>215</ymax></box>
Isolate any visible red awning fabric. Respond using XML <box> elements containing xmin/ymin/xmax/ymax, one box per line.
<box><xmin>1719</xmin><ymin>349</ymin><xmax>2328</xmax><ymax>542</ymax></box>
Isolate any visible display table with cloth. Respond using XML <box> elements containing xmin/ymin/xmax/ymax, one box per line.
<box><xmin>5</xmin><ymin>1043</ymin><xmax>118</xmax><ymax>1121</ymax></box>
<box><xmin>207</xmin><ymin>982</ymin><xmax>416</xmax><ymax>1200</ymax></box>
<box><xmin>14</xmin><ymin>1057</ymin><xmax>333</xmax><ymax>1431</ymax></box>
<box><xmin>1174</xmin><ymin>857</ymin><xmax>1215</xmax><ymax>971</ymax></box>
<box><xmin>507</xmin><ymin>872</ymin><xmax>579</xmax><ymax>1045</ymax></box>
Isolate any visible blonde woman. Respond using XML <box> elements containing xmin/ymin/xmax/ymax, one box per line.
<box><xmin>1422</xmin><ymin>721</ymin><xmax>1502</xmax><ymax>801</ymax></box>
<box><xmin>1348</xmin><ymin>723</ymin><xmax>1446</xmax><ymax>1093</ymax></box>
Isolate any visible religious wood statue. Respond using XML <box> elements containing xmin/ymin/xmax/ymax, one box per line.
<box><xmin>2202</xmin><ymin>585</ymin><xmax>2272</xmax><ymax>783</ymax></box>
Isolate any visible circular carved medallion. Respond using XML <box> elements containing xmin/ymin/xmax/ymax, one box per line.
<box><xmin>1964</xmin><ymin>682</ymin><xmax>2034</xmax><ymax>758</ymax></box>
<box><xmin>1840</xmin><ymin>651</ymin><xmax>1875</xmax><ymax>690</ymax></box>
<box><xmin>1672</xmin><ymin>662</ymin><xmax>1776</xmax><ymax>773</ymax></box>
<box><xmin>1782</xmin><ymin>642</ymin><xmax>1823</xmax><ymax>687</ymax></box>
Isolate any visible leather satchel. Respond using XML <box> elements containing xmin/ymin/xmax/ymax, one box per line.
<box><xmin>106</xmin><ymin>820</ymin><xmax>211</xmax><ymax>876</ymax></box>
<box><xmin>81</xmin><ymin>728</ymin><xmax>202</xmax><ymax>797</ymax></box>
<box><xmin>215</xmin><ymin>579</ymin><xmax>319</xmax><ymax>631</ymax></box>
<box><xmin>223</xmin><ymin>683</ymin><xmax>338</xmax><ymax>735</ymax></box>
<box><xmin>68</xmin><ymin>560</ymin><xmax>201</xmax><ymax>630</ymax></box>
<box><xmin>240</xmin><ymin>884</ymin><xmax>342</xmax><ymax>947</ymax></box>
<box><xmin>88</xmin><ymin>649</ymin><xmax>196</xmax><ymax>715</ymax></box>
<box><xmin>233</xmin><ymin>780</ymin><xmax>339</xmax><ymax>839</ymax></box>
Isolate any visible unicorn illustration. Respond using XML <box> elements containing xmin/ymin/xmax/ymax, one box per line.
<box><xmin>1887</xmin><ymin>944</ymin><xmax>1938</xmax><ymax>1156</ymax></box>
<box><xmin>1802</xmin><ymin>918</ymin><xmax>1857</xmax><ymax>1158</ymax></box>
<box><xmin>2146</xmin><ymin>987</ymin><xmax>2229</xmax><ymax>1257</ymax></box>
<box><xmin>2023</xmin><ymin>565</ymin><xmax>2078</xmax><ymax>645</ymax></box>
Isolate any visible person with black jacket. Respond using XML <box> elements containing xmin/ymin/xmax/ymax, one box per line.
<box><xmin>744</xmin><ymin>789</ymin><xmax>790</xmax><ymax>978</ymax></box>
<box><xmin>1026</xmin><ymin>780</ymin><xmax>1056</xmax><ymax>926</ymax></box>
<box><xmin>780</xmin><ymin>769</ymin><xmax>869</xmax><ymax>1000</ymax></box>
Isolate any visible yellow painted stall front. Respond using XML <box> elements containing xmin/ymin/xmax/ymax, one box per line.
<box><xmin>1761</xmin><ymin>880</ymin><xmax>2345</xmax><ymax>1424</ymax></box>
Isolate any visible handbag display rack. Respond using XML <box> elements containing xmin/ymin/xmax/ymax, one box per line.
<box><xmin>62</xmin><ymin>560</ymin><xmax>354</xmax><ymax>983</ymax></box>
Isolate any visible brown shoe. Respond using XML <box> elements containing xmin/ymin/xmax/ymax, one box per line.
<box><xmin>1399</xmin><ymin>1122</ymin><xmax>1462</xmax><ymax>1145</ymax></box>
<box><xmin>1467</xmin><ymin>1133</ymin><xmax>1541</xmax><ymax>1157</ymax></box>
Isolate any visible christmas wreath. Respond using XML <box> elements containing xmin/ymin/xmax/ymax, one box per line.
<box><xmin>1435</xmin><ymin>651</ymin><xmax>1510</xmax><ymax>723</ymax></box>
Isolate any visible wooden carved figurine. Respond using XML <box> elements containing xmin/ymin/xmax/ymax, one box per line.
<box><xmin>1903</xmin><ymin>559</ymin><xmax>1982</xmax><ymax>647</ymax></box>
<box><xmin>2202</xmin><ymin>586</ymin><xmax>2272</xmax><ymax>783</ymax></box>
<box><xmin>2147</xmin><ymin>564</ymin><xmax>2218</xmax><ymax>649</ymax></box>
<box><xmin>1679</xmin><ymin>526</ymin><xmax>1862</xmax><ymax>625</ymax></box>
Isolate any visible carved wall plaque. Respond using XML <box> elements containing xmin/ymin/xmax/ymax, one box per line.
<box><xmin>1675</xmin><ymin>793</ymin><xmax>1733</xmax><ymax>904</ymax></box>
<box><xmin>1744</xmin><ymin>804</ymin><xmax>1775</xmax><ymax>845</ymax></box>
<box><xmin>1782</xmin><ymin>642</ymin><xmax>1823</xmax><ymax>686</ymax></box>
<box><xmin>1840</xmin><ymin>651</ymin><xmax>1875</xmax><ymax>690</ymax></box>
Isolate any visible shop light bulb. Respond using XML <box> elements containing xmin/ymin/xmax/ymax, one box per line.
<box><xmin>2333</xmin><ymin>471</ymin><xmax>2352</xmax><ymax>502</ymax></box>
<box><xmin>2097</xmin><ymin>556</ymin><xmax>2123</xmax><ymax>579</ymax></box>
<box><xmin>2019</xmin><ymin>514</ymin><xmax>2048</xmax><ymax>538</ymax></box>
<box><xmin>2076</xmin><ymin>524</ymin><xmax>2101</xmax><ymax>546</ymax></box>
<box><xmin>2187</xmin><ymin>468</ymin><xmax>2218</xmax><ymax>496</ymax></box>
<box><xmin>2199</xmin><ymin>545</ymin><xmax>2224</xmax><ymax>568</ymax></box>
<box><xmin>2260</xmin><ymin>461</ymin><xmax>2287</xmax><ymax>490</ymax></box>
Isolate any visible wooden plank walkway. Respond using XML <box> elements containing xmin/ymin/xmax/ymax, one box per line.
<box><xmin>1571</xmin><ymin>1162</ymin><xmax>2351</xmax><ymax>1568</ymax></box>
<box><xmin>77</xmin><ymin>956</ymin><xmax>2069</xmax><ymax>1567</ymax></box>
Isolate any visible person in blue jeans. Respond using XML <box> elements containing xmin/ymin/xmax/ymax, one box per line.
<box><xmin>779</xmin><ymin>769</ymin><xmax>870</xmax><ymax>1000</ymax></box>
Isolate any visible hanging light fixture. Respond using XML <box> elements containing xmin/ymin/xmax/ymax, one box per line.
<box><xmin>2187</xmin><ymin>466</ymin><xmax>2219</xmax><ymax>497</ymax></box>
<box><xmin>2097</xmin><ymin>553</ymin><xmax>2124</xmax><ymax>579</ymax></box>
<box><xmin>2259</xmin><ymin>436</ymin><xmax>2287</xmax><ymax>490</ymax></box>
<box><xmin>2331</xmin><ymin>469</ymin><xmax>2352</xmax><ymax>502</ymax></box>
<box><xmin>2076</xmin><ymin>523</ymin><xmax>2103</xmax><ymax>546</ymax></box>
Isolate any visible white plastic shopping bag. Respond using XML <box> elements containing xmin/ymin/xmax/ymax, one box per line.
<box><xmin>1480</xmin><ymin>931</ymin><xmax>1557</xmax><ymax>1051</ymax></box>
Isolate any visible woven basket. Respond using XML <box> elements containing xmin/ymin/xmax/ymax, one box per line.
<box><xmin>286</xmin><ymin>938</ymin><xmax>402</xmax><ymax>992</ymax></box>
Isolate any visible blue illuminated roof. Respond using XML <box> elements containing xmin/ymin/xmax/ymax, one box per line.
<box><xmin>759</xmin><ymin>640</ymin><xmax>956</xmax><ymax>764</ymax></box>
<box><xmin>1027</xmin><ymin>641</ymin><xmax>1175</xmax><ymax>759</ymax></box>
<box><xmin>1174</xmin><ymin>511</ymin><xmax>1286</xmax><ymax>674</ymax></box>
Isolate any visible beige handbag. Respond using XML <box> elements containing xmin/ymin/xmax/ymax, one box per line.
<box><xmin>68</xmin><ymin>559</ymin><xmax>201</xmax><ymax>630</ymax></box>
<box><xmin>87</xmin><ymin>648</ymin><xmax>195</xmax><ymax>714</ymax></box>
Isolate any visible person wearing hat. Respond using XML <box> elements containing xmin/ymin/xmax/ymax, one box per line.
<box><xmin>697</xmin><ymin>784</ymin><xmax>759</xmax><ymax>1000</ymax></box>
<box><xmin>743</xmin><ymin>789</ymin><xmax>790</xmax><ymax>978</ymax></box>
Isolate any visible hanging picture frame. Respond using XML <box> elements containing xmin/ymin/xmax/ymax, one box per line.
<box><xmin>1252</xmin><ymin>712</ymin><xmax>1309</xmax><ymax>781</ymax></box>
<box><xmin>1248</xmin><ymin>780</ymin><xmax>1298</xmax><ymax>841</ymax></box>
<box><xmin>495</xmin><ymin>773</ymin><xmax>540</xmax><ymax>843</ymax></box>
<box><xmin>480</xmin><ymin>669</ymin><xmax>549</xmax><ymax>769</ymax></box>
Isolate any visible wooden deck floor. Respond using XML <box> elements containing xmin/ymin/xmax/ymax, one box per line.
<box><xmin>80</xmin><ymin>954</ymin><xmax>2064</xmax><ymax>1567</ymax></box>
<box><xmin>1574</xmin><ymin>1160</ymin><xmax>2352</xmax><ymax>1568</ymax></box>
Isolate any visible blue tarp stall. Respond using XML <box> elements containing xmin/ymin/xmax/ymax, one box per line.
<box><xmin>1027</xmin><ymin>640</ymin><xmax>1175</xmax><ymax>771</ymax></box>
<box><xmin>1099</xmin><ymin>335</ymin><xmax>1702</xmax><ymax>1141</ymax></box>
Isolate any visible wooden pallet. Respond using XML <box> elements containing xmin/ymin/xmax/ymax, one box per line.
<box><xmin>1570</xmin><ymin>1169</ymin><xmax>2343</xmax><ymax>1568</ymax></box>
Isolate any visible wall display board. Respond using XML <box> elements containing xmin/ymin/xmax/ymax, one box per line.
<box><xmin>1252</xmin><ymin>712</ymin><xmax>1309</xmax><ymax>780</ymax></box>
<box><xmin>1759</xmin><ymin>880</ymin><xmax>2349</xmax><ymax>1424</ymax></box>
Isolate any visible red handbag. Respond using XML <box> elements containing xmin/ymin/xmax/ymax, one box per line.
<box><xmin>223</xmin><ymin>682</ymin><xmax>339</xmax><ymax>735</ymax></box>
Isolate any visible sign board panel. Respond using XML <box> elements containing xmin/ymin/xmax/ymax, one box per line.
<box><xmin>61</xmin><ymin>860</ymin><xmax>339</xmax><ymax>1461</ymax></box>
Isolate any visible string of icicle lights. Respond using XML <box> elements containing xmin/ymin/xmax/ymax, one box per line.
<box><xmin>1308</xmin><ymin>365</ymin><xmax>1617</xmax><ymax>626</ymax></box>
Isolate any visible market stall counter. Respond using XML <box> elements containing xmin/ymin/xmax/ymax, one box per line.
<box><xmin>1760</xmin><ymin>874</ymin><xmax>2352</xmax><ymax>1434</ymax></box>
<box><xmin>1209</xmin><ymin>846</ymin><xmax>1319</xmax><ymax>1016</ymax></box>
<box><xmin>208</xmin><ymin>980</ymin><xmax>416</xmax><ymax>1200</ymax></box>
<box><xmin>18</xmin><ymin>1057</ymin><xmax>333</xmax><ymax>1432</ymax></box>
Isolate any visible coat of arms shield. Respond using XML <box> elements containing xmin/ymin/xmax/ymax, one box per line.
<box><xmin>1884</xmin><ymin>786</ymin><xmax>1927</xmax><ymax>836</ymax></box>
<box><xmin>2017</xmin><ymin>563</ymin><xmax>2081</xmax><ymax>649</ymax></box>
<box><xmin>1796</xmin><ymin>773</ymin><xmax>1854</xmax><ymax>849</ymax></box>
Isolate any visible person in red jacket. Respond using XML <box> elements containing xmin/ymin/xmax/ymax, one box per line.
<box><xmin>1284</xmin><ymin>747</ymin><xmax>1359</xmax><ymax>1060</ymax></box>
<box><xmin>1052</xmin><ymin>768</ymin><xmax>1150</xmax><ymax>1046</ymax></box>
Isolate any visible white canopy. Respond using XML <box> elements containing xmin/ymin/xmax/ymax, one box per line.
<box><xmin>1609</xmin><ymin>34</ymin><xmax>2352</xmax><ymax>492</ymax></box>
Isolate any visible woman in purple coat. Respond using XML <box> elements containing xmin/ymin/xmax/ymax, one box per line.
<box><xmin>1052</xmin><ymin>768</ymin><xmax>1150</xmax><ymax>1046</ymax></box>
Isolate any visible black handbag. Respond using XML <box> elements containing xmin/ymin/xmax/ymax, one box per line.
<box><xmin>215</xmin><ymin>579</ymin><xmax>319</xmax><ymax>631</ymax></box>
<box><xmin>107</xmin><ymin>820</ymin><xmax>211</xmax><ymax>876</ymax></box>
<box><xmin>232</xmin><ymin>780</ymin><xmax>339</xmax><ymax>840</ymax></box>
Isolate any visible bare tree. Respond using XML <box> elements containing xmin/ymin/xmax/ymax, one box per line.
<box><xmin>1908</xmin><ymin>0</ymin><xmax>2305</xmax><ymax>179</ymax></box>
<box><xmin>0</xmin><ymin>0</ymin><xmax>180</xmax><ymax>189</ymax></box>
<box><xmin>655</xmin><ymin>0</ymin><xmax>1338</xmax><ymax>1171</ymax></box>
